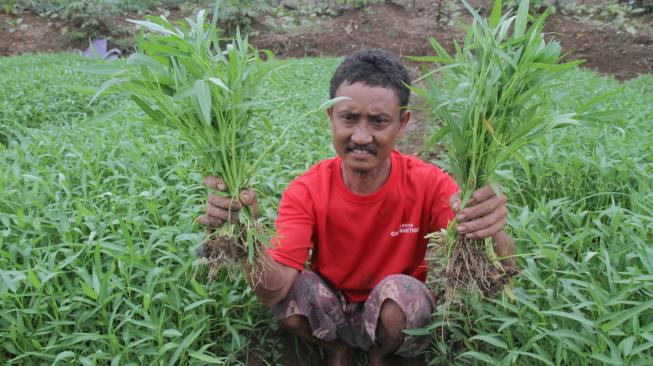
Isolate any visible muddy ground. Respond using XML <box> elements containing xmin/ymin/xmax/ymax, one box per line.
<box><xmin>2</xmin><ymin>1</ymin><xmax>652</xmax><ymax>80</ymax></box>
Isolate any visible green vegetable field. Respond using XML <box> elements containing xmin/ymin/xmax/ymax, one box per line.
<box><xmin>1</xmin><ymin>49</ymin><xmax>652</xmax><ymax>365</ymax></box>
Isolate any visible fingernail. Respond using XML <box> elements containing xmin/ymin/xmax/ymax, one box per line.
<box><xmin>217</xmin><ymin>183</ymin><xmax>225</xmax><ymax>190</ymax></box>
<box><xmin>465</xmin><ymin>233</ymin><xmax>473</xmax><ymax>238</ymax></box>
<box><xmin>457</xmin><ymin>225</ymin><xmax>466</xmax><ymax>233</ymax></box>
<box><xmin>456</xmin><ymin>214</ymin><xmax>465</xmax><ymax>221</ymax></box>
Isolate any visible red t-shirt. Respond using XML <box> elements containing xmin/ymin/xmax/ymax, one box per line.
<box><xmin>269</xmin><ymin>150</ymin><xmax>459</xmax><ymax>302</ymax></box>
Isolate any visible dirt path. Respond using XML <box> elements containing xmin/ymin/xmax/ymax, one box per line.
<box><xmin>2</xmin><ymin>2</ymin><xmax>652</xmax><ymax>79</ymax></box>
<box><xmin>250</xmin><ymin>2</ymin><xmax>653</xmax><ymax>80</ymax></box>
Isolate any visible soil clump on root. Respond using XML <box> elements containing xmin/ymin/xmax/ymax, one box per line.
<box><xmin>443</xmin><ymin>236</ymin><xmax>519</xmax><ymax>302</ymax></box>
<box><xmin>197</xmin><ymin>235</ymin><xmax>246</xmax><ymax>281</ymax></box>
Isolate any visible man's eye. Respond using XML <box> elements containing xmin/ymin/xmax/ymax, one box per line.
<box><xmin>372</xmin><ymin>118</ymin><xmax>388</xmax><ymax>124</ymax></box>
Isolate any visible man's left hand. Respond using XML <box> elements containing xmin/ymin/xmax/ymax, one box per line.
<box><xmin>449</xmin><ymin>185</ymin><xmax>508</xmax><ymax>240</ymax></box>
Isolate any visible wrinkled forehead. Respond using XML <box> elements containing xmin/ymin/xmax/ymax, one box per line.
<box><xmin>333</xmin><ymin>82</ymin><xmax>402</xmax><ymax>114</ymax></box>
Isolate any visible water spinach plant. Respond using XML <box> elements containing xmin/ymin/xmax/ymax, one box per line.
<box><xmin>414</xmin><ymin>0</ymin><xmax>585</xmax><ymax>300</ymax></box>
<box><xmin>91</xmin><ymin>9</ymin><xmax>277</xmax><ymax>279</ymax></box>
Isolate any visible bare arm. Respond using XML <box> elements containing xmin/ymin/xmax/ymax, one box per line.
<box><xmin>243</xmin><ymin>249</ymin><xmax>299</xmax><ymax>308</ymax></box>
<box><xmin>199</xmin><ymin>176</ymin><xmax>299</xmax><ymax>308</ymax></box>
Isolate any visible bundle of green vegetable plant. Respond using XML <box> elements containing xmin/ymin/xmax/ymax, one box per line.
<box><xmin>89</xmin><ymin>8</ymin><xmax>279</xmax><ymax>280</ymax></box>
<box><xmin>413</xmin><ymin>0</ymin><xmax>588</xmax><ymax>300</ymax></box>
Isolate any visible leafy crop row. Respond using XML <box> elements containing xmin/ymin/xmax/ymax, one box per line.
<box><xmin>0</xmin><ymin>53</ymin><xmax>336</xmax><ymax>365</ymax></box>
<box><xmin>424</xmin><ymin>70</ymin><xmax>653</xmax><ymax>365</ymax></box>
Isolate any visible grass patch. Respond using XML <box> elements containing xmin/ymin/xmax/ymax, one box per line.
<box><xmin>0</xmin><ymin>52</ymin><xmax>337</xmax><ymax>364</ymax></box>
<box><xmin>0</xmin><ymin>53</ymin><xmax>121</xmax><ymax>144</ymax></box>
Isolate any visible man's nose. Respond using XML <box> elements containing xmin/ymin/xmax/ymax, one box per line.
<box><xmin>351</xmin><ymin>122</ymin><xmax>373</xmax><ymax>145</ymax></box>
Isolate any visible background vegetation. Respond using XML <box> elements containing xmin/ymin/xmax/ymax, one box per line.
<box><xmin>0</xmin><ymin>53</ymin><xmax>335</xmax><ymax>364</ymax></box>
<box><xmin>424</xmin><ymin>70</ymin><xmax>653</xmax><ymax>365</ymax></box>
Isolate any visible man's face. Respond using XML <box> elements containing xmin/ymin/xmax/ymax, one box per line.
<box><xmin>327</xmin><ymin>82</ymin><xmax>410</xmax><ymax>175</ymax></box>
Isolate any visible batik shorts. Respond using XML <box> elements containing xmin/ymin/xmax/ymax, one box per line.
<box><xmin>271</xmin><ymin>270</ymin><xmax>435</xmax><ymax>357</ymax></box>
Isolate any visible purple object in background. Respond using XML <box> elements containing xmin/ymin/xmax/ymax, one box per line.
<box><xmin>79</xmin><ymin>38</ymin><xmax>121</xmax><ymax>60</ymax></box>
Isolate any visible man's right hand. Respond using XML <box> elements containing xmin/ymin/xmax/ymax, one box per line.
<box><xmin>199</xmin><ymin>177</ymin><xmax>297</xmax><ymax>308</ymax></box>
<box><xmin>199</xmin><ymin>176</ymin><xmax>259</xmax><ymax>230</ymax></box>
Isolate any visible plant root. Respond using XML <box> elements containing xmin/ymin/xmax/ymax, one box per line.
<box><xmin>443</xmin><ymin>235</ymin><xmax>519</xmax><ymax>303</ymax></box>
<box><xmin>245</xmin><ymin>244</ymin><xmax>275</xmax><ymax>290</ymax></box>
<box><xmin>196</xmin><ymin>235</ymin><xmax>247</xmax><ymax>282</ymax></box>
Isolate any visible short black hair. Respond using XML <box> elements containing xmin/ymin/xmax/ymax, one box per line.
<box><xmin>329</xmin><ymin>49</ymin><xmax>411</xmax><ymax>109</ymax></box>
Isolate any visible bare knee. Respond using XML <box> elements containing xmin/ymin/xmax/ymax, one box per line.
<box><xmin>377</xmin><ymin>299</ymin><xmax>407</xmax><ymax>344</ymax></box>
<box><xmin>279</xmin><ymin>314</ymin><xmax>309</xmax><ymax>332</ymax></box>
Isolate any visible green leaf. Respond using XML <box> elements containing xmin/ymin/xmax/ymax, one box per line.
<box><xmin>86</xmin><ymin>107</ymin><xmax>123</xmax><ymax>124</ymax></box>
<box><xmin>90</xmin><ymin>77</ymin><xmax>128</xmax><ymax>104</ymax></box>
<box><xmin>541</xmin><ymin>310</ymin><xmax>594</xmax><ymax>327</ymax></box>
<box><xmin>131</xmin><ymin>95</ymin><xmax>165</xmax><ymax>122</ymax></box>
<box><xmin>630</xmin><ymin>340</ymin><xmax>653</xmax><ymax>356</ymax></box>
<box><xmin>589</xmin><ymin>353</ymin><xmax>623</xmax><ymax>365</ymax></box>
<box><xmin>168</xmin><ymin>328</ymin><xmax>204</xmax><ymax>366</ymax></box>
<box><xmin>184</xmin><ymin>299</ymin><xmax>216</xmax><ymax>312</ymax></box>
<box><xmin>81</xmin><ymin>281</ymin><xmax>98</xmax><ymax>301</ymax></box>
<box><xmin>402</xmin><ymin>326</ymin><xmax>432</xmax><ymax>336</ymax></box>
<box><xmin>515</xmin><ymin>351</ymin><xmax>555</xmax><ymax>366</ymax></box>
<box><xmin>54</xmin><ymin>351</ymin><xmax>76</xmax><ymax>364</ymax></box>
<box><xmin>600</xmin><ymin>300</ymin><xmax>653</xmax><ymax>332</ymax></box>
<box><xmin>620</xmin><ymin>336</ymin><xmax>635</xmax><ymax>356</ymax></box>
<box><xmin>194</xmin><ymin>79</ymin><xmax>212</xmax><ymax>125</ymax></box>
<box><xmin>208</xmin><ymin>77</ymin><xmax>230</xmax><ymax>92</ymax></box>
<box><xmin>162</xmin><ymin>329</ymin><xmax>183</xmax><ymax>338</ymax></box>
<box><xmin>188</xmin><ymin>351</ymin><xmax>224</xmax><ymax>364</ymax></box>
<box><xmin>27</xmin><ymin>269</ymin><xmax>41</xmax><ymax>289</ymax></box>
<box><xmin>191</xmin><ymin>278</ymin><xmax>208</xmax><ymax>297</ymax></box>
<box><xmin>470</xmin><ymin>334</ymin><xmax>508</xmax><ymax>350</ymax></box>
<box><xmin>320</xmin><ymin>96</ymin><xmax>351</xmax><ymax>110</ymax></box>
<box><xmin>127</xmin><ymin>19</ymin><xmax>180</xmax><ymax>37</ymax></box>
<box><xmin>514</xmin><ymin>0</ymin><xmax>529</xmax><ymax>38</ymax></box>
<box><xmin>143</xmin><ymin>293</ymin><xmax>151</xmax><ymax>311</ymax></box>
<box><xmin>545</xmin><ymin>330</ymin><xmax>593</xmax><ymax>346</ymax></box>
<box><xmin>489</xmin><ymin>0</ymin><xmax>503</xmax><ymax>28</ymax></box>
<box><xmin>529</xmin><ymin>60</ymin><xmax>583</xmax><ymax>72</ymax></box>
<box><xmin>578</xmin><ymin>109</ymin><xmax>626</xmax><ymax>123</ymax></box>
<box><xmin>512</xmin><ymin>150</ymin><xmax>531</xmax><ymax>178</ymax></box>
<box><xmin>405</xmin><ymin>55</ymin><xmax>446</xmax><ymax>62</ymax></box>
<box><xmin>428</xmin><ymin>37</ymin><xmax>454</xmax><ymax>63</ymax></box>
<box><xmin>70</xmin><ymin>64</ymin><xmax>124</xmax><ymax>75</ymax></box>
<box><xmin>497</xmin><ymin>317</ymin><xmax>520</xmax><ymax>332</ymax></box>
<box><xmin>577</xmin><ymin>88</ymin><xmax>623</xmax><ymax>113</ymax></box>
<box><xmin>459</xmin><ymin>351</ymin><xmax>498</xmax><ymax>364</ymax></box>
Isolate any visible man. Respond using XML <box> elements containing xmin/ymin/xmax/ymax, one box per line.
<box><xmin>199</xmin><ymin>49</ymin><xmax>515</xmax><ymax>365</ymax></box>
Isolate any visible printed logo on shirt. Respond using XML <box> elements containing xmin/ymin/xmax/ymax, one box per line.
<box><xmin>390</xmin><ymin>223</ymin><xmax>419</xmax><ymax>237</ymax></box>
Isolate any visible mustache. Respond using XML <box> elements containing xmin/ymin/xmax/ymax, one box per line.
<box><xmin>346</xmin><ymin>143</ymin><xmax>377</xmax><ymax>155</ymax></box>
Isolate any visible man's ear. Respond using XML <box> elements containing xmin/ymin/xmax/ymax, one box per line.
<box><xmin>398</xmin><ymin>110</ymin><xmax>411</xmax><ymax>137</ymax></box>
<box><xmin>326</xmin><ymin>107</ymin><xmax>334</xmax><ymax>126</ymax></box>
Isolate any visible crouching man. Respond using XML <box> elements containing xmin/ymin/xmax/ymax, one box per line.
<box><xmin>200</xmin><ymin>49</ymin><xmax>515</xmax><ymax>365</ymax></box>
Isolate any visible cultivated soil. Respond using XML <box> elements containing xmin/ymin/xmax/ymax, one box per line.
<box><xmin>2</xmin><ymin>1</ymin><xmax>652</xmax><ymax>79</ymax></box>
<box><xmin>2</xmin><ymin>1</ymin><xmax>652</xmax><ymax>365</ymax></box>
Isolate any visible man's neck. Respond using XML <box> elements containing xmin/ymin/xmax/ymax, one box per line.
<box><xmin>341</xmin><ymin>158</ymin><xmax>392</xmax><ymax>195</ymax></box>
